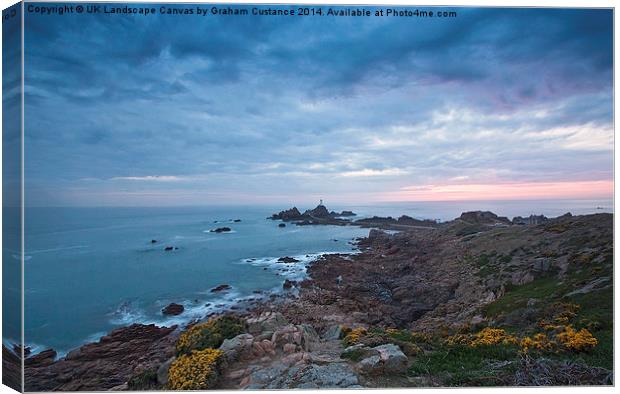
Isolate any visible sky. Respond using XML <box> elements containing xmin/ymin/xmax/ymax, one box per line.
<box><xmin>21</xmin><ymin>5</ymin><xmax>613</xmax><ymax>206</ymax></box>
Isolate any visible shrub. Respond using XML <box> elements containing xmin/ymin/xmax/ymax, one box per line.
<box><xmin>176</xmin><ymin>315</ymin><xmax>245</xmax><ymax>355</ymax></box>
<box><xmin>168</xmin><ymin>348</ymin><xmax>224</xmax><ymax>390</ymax></box>
<box><xmin>520</xmin><ymin>333</ymin><xmax>556</xmax><ymax>353</ymax></box>
<box><xmin>343</xmin><ymin>327</ymin><xmax>367</xmax><ymax>347</ymax></box>
<box><xmin>556</xmin><ymin>326</ymin><xmax>598</xmax><ymax>352</ymax></box>
<box><xmin>127</xmin><ymin>368</ymin><xmax>158</xmax><ymax>390</ymax></box>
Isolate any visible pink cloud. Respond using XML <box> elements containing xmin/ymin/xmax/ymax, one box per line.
<box><xmin>384</xmin><ymin>180</ymin><xmax>613</xmax><ymax>202</ymax></box>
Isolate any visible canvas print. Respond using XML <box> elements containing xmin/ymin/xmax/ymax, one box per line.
<box><xmin>1</xmin><ymin>1</ymin><xmax>614</xmax><ymax>391</ymax></box>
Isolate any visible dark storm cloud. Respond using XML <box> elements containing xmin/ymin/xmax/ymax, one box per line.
<box><xmin>21</xmin><ymin>4</ymin><xmax>613</xmax><ymax>206</ymax></box>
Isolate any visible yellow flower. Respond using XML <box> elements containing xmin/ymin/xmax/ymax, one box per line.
<box><xmin>343</xmin><ymin>327</ymin><xmax>367</xmax><ymax>346</ymax></box>
<box><xmin>168</xmin><ymin>348</ymin><xmax>224</xmax><ymax>390</ymax></box>
<box><xmin>556</xmin><ymin>326</ymin><xmax>598</xmax><ymax>352</ymax></box>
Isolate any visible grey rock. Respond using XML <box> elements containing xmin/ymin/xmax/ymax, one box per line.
<box><xmin>323</xmin><ymin>325</ymin><xmax>343</xmax><ymax>341</ymax></box>
<box><xmin>358</xmin><ymin>355</ymin><xmax>382</xmax><ymax>374</ymax></box>
<box><xmin>219</xmin><ymin>333</ymin><xmax>254</xmax><ymax>362</ymax></box>
<box><xmin>374</xmin><ymin>344</ymin><xmax>408</xmax><ymax>373</ymax></box>
<box><xmin>247</xmin><ymin>312</ymin><xmax>289</xmax><ymax>335</ymax></box>
<box><xmin>156</xmin><ymin>357</ymin><xmax>174</xmax><ymax>386</ymax></box>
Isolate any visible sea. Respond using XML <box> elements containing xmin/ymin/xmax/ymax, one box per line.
<box><xmin>3</xmin><ymin>199</ymin><xmax>613</xmax><ymax>357</ymax></box>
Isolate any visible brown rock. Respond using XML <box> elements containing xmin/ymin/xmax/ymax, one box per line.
<box><xmin>161</xmin><ymin>303</ymin><xmax>184</xmax><ymax>316</ymax></box>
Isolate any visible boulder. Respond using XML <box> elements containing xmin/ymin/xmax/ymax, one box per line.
<box><xmin>278</xmin><ymin>223</ymin><xmax>286</xmax><ymax>228</ymax></box>
<box><xmin>355</xmin><ymin>344</ymin><xmax>408</xmax><ymax>375</ymax></box>
<box><xmin>161</xmin><ymin>303</ymin><xmax>184</xmax><ymax>316</ymax></box>
<box><xmin>210</xmin><ymin>227</ymin><xmax>232</xmax><ymax>233</ymax></box>
<box><xmin>246</xmin><ymin>312</ymin><xmax>289</xmax><ymax>335</ymax></box>
<box><xmin>375</xmin><ymin>344</ymin><xmax>408</xmax><ymax>373</ymax></box>
<box><xmin>322</xmin><ymin>325</ymin><xmax>343</xmax><ymax>341</ymax></box>
<box><xmin>358</xmin><ymin>355</ymin><xmax>382</xmax><ymax>374</ymax></box>
<box><xmin>219</xmin><ymin>333</ymin><xmax>255</xmax><ymax>362</ymax></box>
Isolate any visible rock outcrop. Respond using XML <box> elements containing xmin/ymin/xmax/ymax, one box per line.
<box><xmin>162</xmin><ymin>303</ymin><xmax>184</xmax><ymax>316</ymax></box>
<box><xmin>24</xmin><ymin>324</ymin><xmax>177</xmax><ymax>391</ymax></box>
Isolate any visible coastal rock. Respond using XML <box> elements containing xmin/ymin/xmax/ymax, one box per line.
<box><xmin>358</xmin><ymin>355</ymin><xmax>382</xmax><ymax>374</ymax></box>
<box><xmin>210</xmin><ymin>227</ymin><xmax>232</xmax><ymax>233</ymax></box>
<box><xmin>277</xmin><ymin>256</ymin><xmax>300</xmax><ymax>264</ymax></box>
<box><xmin>354</xmin><ymin>344</ymin><xmax>407</xmax><ymax>375</ymax></box>
<box><xmin>459</xmin><ymin>211</ymin><xmax>511</xmax><ymax>225</ymax></box>
<box><xmin>2</xmin><ymin>346</ymin><xmax>21</xmax><ymax>391</ymax></box>
<box><xmin>283</xmin><ymin>279</ymin><xmax>297</xmax><ymax>289</ymax></box>
<box><xmin>322</xmin><ymin>325</ymin><xmax>343</xmax><ymax>341</ymax></box>
<box><xmin>211</xmin><ymin>284</ymin><xmax>232</xmax><ymax>293</ymax></box>
<box><xmin>278</xmin><ymin>223</ymin><xmax>286</xmax><ymax>228</ymax></box>
<box><xmin>512</xmin><ymin>214</ymin><xmax>549</xmax><ymax>225</ymax></box>
<box><xmin>219</xmin><ymin>334</ymin><xmax>255</xmax><ymax>362</ymax></box>
<box><xmin>156</xmin><ymin>357</ymin><xmax>174</xmax><ymax>386</ymax></box>
<box><xmin>303</xmin><ymin>204</ymin><xmax>330</xmax><ymax>218</ymax></box>
<box><xmin>24</xmin><ymin>324</ymin><xmax>177</xmax><ymax>392</ymax></box>
<box><xmin>24</xmin><ymin>349</ymin><xmax>57</xmax><ymax>367</ymax></box>
<box><xmin>161</xmin><ymin>303</ymin><xmax>184</xmax><ymax>316</ymax></box>
<box><xmin>164</xmin><ymin>246</ymin><xmax>174</xmax><ymax>251</ymax></box>
<box><xmin>270</xmin><ymin>207</ymin><xmax>302</xmax><ymax>221</ymax></box>
<box><xmin>247</xmin><ymin>312</ymin><xmax>289</xmax><ymax>334</ymax></box>
<box><xmin>151</xmin><ymin>239</ymin><xmax>157</xmax><ymax>243</ymax></box>
<box><xmin>374</xmin><ymin>344</ymin><xmax>408</xmax><ymax>373</ymax></box>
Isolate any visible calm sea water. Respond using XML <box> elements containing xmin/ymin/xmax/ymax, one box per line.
<box><xmin>9</xmin><ymin>199</ymin><xmax>613</xmax><ymax>356</ymax></box>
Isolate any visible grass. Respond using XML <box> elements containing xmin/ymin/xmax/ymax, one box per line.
<box><xmin>483</xmin><ymin>276</ymin><xmax>568</xmax><ymax>317</ymax></box>
<box><xmin>566</xmin><ymin>287</ymin><xmax>613</xmax><ymax>370</ymax></box>
<box><xmin>409</xmin><ymin>344</ymin><xmax>518</xmax><ymax>386</ymax></box>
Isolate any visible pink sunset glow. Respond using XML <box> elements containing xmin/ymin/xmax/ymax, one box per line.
<box><xmin>383</xmin><ymin>180</ymin><xmax>614</xmax><ymax>202</ymax></box>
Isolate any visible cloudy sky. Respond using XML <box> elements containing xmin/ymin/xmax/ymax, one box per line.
<box><xmin>23</xmin><ymin>5</ymin><xmax>613</xmax><ymax>206</ymax></box>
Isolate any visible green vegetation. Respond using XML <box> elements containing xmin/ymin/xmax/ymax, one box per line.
<box><xmin>409</xmin><ymin>343</ymin><xmax>518</xmax><ymax>386</ymax></box>
<box><xmin>127</xmin><ymin>368</ymin><xmax>159</xmax><ymax>390</ymax></box>
<box><xmin>176</xmin><ymin>315</ymin><xmax>245</xmax><ymax>355</ymax></box>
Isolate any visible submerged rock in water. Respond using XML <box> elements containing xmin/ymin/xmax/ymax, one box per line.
<box><xmin>211</xmin><ymin>284</ymin><xmax>232</xmax><ymax>293</ymax></box>
<box><xmin>278</xmin><ymin>223</ymin><xmax>286</xmax><ymax>228</ymax></box>
<box><xmin>211</xmin><ymin>227</ymin><xmax>232</xmax><ymax>233</ymax></box>
<box><xmin>277</xmin><ymin>256</ymin><xmax>300</xmax><ymax>264</ymax></box>
<box><xmin>162</xmin><ymin>303</ymin><xmax>184</xmax><ymax>316</ymax></box>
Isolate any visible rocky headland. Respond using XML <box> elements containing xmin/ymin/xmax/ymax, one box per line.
<box><xmin>11</xmin><ymin>209</ymin><xmax>613</xmax><ymax>390</ymax></box>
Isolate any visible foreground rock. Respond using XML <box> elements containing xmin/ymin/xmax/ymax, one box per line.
<box><xmin>24</xmin><ymin>324</ymin><xmax>178</xmax><ymax>391</ymax></box>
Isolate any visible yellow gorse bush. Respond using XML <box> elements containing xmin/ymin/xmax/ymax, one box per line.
<box><xmin>343</xmin><ymin>327</ymin><xmax>367</xmax><ymax>346</ymax></box>
<box><xmin>445</xmin><ymin>328</ymin><xmax>517</xmax><ymax>348</ymax></box>
<box><xmin>470</xmin><ymin>328</ymin><xmax>518</xmax><ymax>347</ymax></box>
<box><xmin>176</xmin><ymin>315</ymin><xmax>245</xmax><ymax>355</ymax></box>
<box><xmin>168</xmin><ymin>348</ymin><xmax>224</xmax><ymax>390</ymax></box>
<box><xmin>556</xmin><ymin>325</ymin><xmax>598</xmax><ymax>352</ymax></box>
<box><xmin>520</xmin><ymin>333</ymin><xmax>556</xmax><ymax>353</ymax></box>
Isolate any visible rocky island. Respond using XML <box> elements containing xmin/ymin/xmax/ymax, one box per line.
<box><xmin>9</xmin><ymin>210</ymin><xmax>613</xmax><ymax>390</ymax></box>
